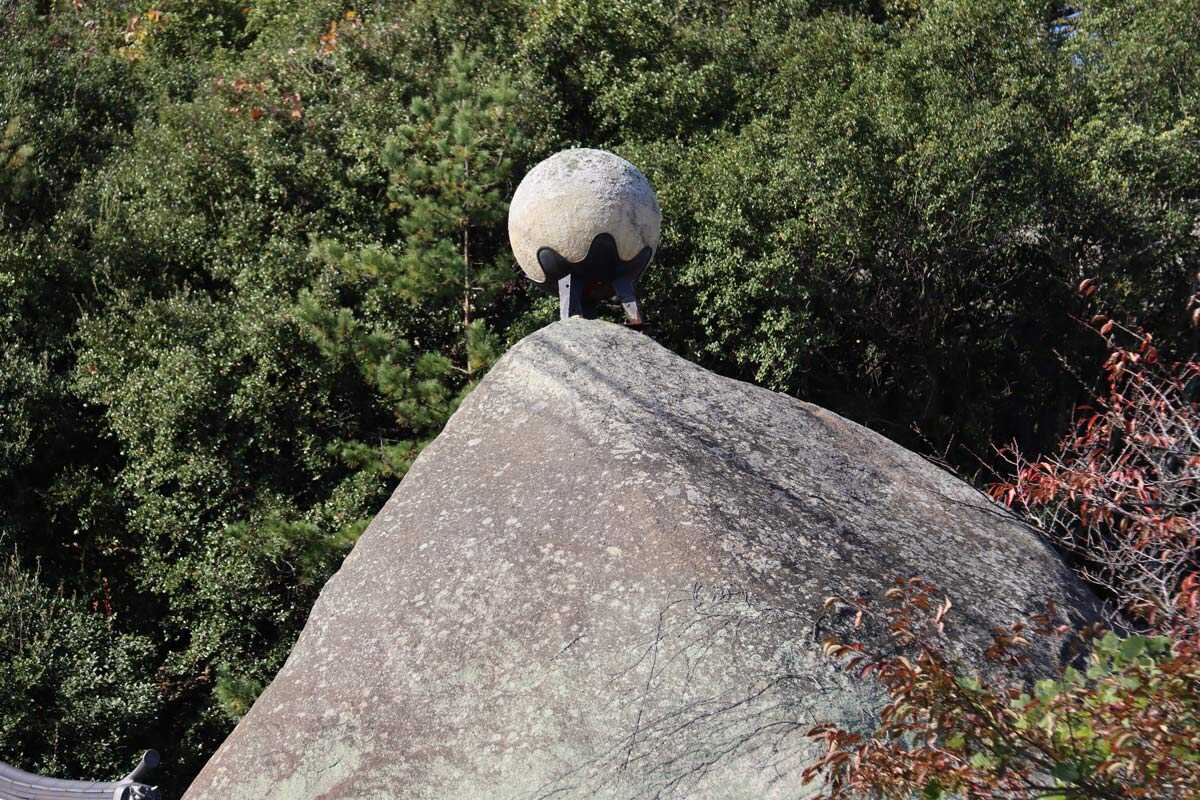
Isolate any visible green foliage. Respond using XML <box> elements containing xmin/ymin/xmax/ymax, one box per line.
<box><xmin>0</xmin><ymin>0</ymin><xmax>1197</xmax><ymax>792</ymax></box>
<box><xmin>988</xmin><ymin>633</ymin><xmax>1199</xmax><ymax>797</ymax></box>
<box><xmin>0</xmin><ymin>548</ymin><xmax>159</xmax><ymax>781</ymax></box>
<box><xmin>384</xmin><ymin>46</ymin><xmax>521</xmax><ymax>315</ymax></box>
<box><xmin>814</xmin><ymin>582</ymin><xmax>1200</xmax><ymax>799</ymax></box>
<box><xmin>297</xmin><ymin>43</ymin><xmax>528</xmax><ymax>479</ymax></box>
<box><xmin>631</xmin><ymin>0</ymin><xmax>1177</xmax><ymax>456</ymax></box>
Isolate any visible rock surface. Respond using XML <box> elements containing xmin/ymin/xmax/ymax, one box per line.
<box><xmin>185</xmin><ymin>319</ymin><xmax>1098</xmax><ymax>800</ymax></box>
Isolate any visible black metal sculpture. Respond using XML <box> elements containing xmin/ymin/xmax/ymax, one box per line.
<box><xmin>539</xmin><ymin>232</ymin><xmax>653</xmax><ymax>326</ymax></box>
<box><xmin>0</xmin><ymin>750</ymin><xmax>160</xmax><ymax>800</ymax></box>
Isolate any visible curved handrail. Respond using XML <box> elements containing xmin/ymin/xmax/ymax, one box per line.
<box><xmin>0</xmin><ymin>750</ymin><xmax>160</xmax><ymax>800</ymax></box>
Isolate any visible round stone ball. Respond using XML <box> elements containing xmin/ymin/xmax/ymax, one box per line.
<box><xmin>508</xmin><ymin>148</ymin><xmax>662</xmax><ymax>284</ymax></box>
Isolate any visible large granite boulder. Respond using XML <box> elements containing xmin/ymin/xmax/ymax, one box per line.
<box><xmin>185</xmin><ymin>319</ymin><xmax>1098</xmax><ymax>800</ymax></box>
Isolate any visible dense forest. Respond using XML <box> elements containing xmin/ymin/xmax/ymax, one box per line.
<box><xmin>0</xmin><ymin>0</ymin><xmax>1197</xmax><ymax>795</ymax></box>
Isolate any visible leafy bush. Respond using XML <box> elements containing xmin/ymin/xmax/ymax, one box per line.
<box><xmin>634</xmin><ymin>0</ymin><xmax>1198</xmax><ymax>462</ymax></box>
<box><xmin>993</xmin><ymin>322</ymin><xmax>1200</xmax><ymax>638</ymax></box>
<box><xmin>808</xmin><ymin>308</ymin><xmax>1200</xmax><ymax>798</ymax></box>
<box><xmin>0</xmin><ymin>548</ymin><xmax>159</xmax><ymax>781</ymax></box>
<box><xmin>810</xmin><ymin>579</ymin><xmax>1199</xmax><ymax>799</ymax></box>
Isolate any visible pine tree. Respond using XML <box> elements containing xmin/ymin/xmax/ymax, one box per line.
<box><xmin>384</xmin><ymin>44</ymin><xmax>522</xmax><ymax>377</ymax></box>
<box><xmin>298</xmin><ymin>46</ymin><xmax>522</xmax><ymax>477</ymax></box>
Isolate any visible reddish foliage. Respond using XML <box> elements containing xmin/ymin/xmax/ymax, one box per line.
<box><xmin>801</xmin><ymin>309</ymin><xmax>1200</xmax><ymax>798</ymax></box>
<box><xmin>804</xmin><ymin>579</ymin><xmax>1200</xmax><ymax>800</ymax></box>
<box><xmin>990</xmin><ymin>324</ymin><xmax>1200</xmax><ymax>639</ymax></box>
<box><xmin>212</xmin><ymin>76</ymin><xmax>305</xmax><ymax>124</ymax></box>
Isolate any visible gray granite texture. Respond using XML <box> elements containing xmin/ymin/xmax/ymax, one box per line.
<box><xmin>184</xmin><ymin>318</ymin><xmax>1098</xmax><ymax>800</ymax></box>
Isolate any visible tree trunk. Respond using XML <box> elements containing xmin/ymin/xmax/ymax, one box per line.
<box><xmin>463</xmin><ymin>225</ymin><xmax>471</xmax><ymax>376</ymax></box>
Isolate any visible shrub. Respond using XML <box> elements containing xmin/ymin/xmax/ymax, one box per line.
<box><xmin>992</xmin><ymin>322</ymin><xmax>1200</xmax><ymax>638</ymax></box>
<box><xmin>808</xmin><ymin>578</ymin><xmax>1200</xmax><ymax>799</ymax></box>
<box><xmin>0</xmin><ymin>548</ymin><xmax>160</xmax><ymax>781</ymax></box>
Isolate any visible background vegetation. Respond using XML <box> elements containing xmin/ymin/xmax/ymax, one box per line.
<box><xmin>0</xmin><ymin>0</ymin><xmax>1196</xmax><ymax>795</ymax></box>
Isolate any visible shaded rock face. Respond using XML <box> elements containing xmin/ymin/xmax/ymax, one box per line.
<box><xmin>185</xmin><ymin>319</ymin><xmax>1098</xmax><ymax>800</ymax></box>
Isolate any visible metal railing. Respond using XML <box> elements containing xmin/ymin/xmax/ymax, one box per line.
<box><xmin>0</xmin><ymin>750</ymin><xmax>159</xmax><ymax>800</ymax></box>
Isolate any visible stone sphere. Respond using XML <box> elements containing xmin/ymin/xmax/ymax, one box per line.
<box><xmin>508</xmin><ymin>148</ymin><xmax>662</xmax><ymax>284</ymax></box>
